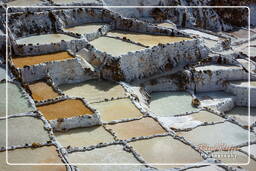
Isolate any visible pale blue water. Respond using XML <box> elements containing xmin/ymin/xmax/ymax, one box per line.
<box><xmin>149</xmin><ymin>91</ymin><xmax>197</xmax><ymax>116</ymax></box>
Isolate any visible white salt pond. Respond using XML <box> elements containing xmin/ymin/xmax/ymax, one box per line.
<box><xmin>178</xmin><ymin>122</ymin><xmax>256</xmax><ymax>147</ymax></box>
<box><xmin>181</xmin><ymin>29</ymin><xmax>220</xmax><ymax>41</ymax></box>
<box><xmin>16</xmin><ymin>34</ymin><xmax>78</xmax><ymax>45</ymax></box>
<box><xmin>90</xmin><ymin>36</ymin><xmax>145</xmax><ymax>56</ymax></box>
<box><xmin>64</xmin><ymin>23</ymin><xmax>105</xmax><ymax>34</ymax></box>
<box><xmin>0</xmin><ymin>82</ymin><xmax>34</xmax><ymax>117</ymax></box>
<box><xmin>52</xmin><ymin>0</ymin><xmax>99</xmax><ymax>4</ymax></box>
<box><xmin>7</xmin><ymin>0</ymin><xmax>43</xmax><ymax>6</ymax></box>
<box><xmin>149</xmin><ymin>91</ymin><xmax>197</xmax><ymax>116</ymax></box>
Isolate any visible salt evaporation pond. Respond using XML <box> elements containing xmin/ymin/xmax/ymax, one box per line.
<box><xmin>0</xmin><ymin>82</ymin><xmax>34</xmax><ymax>117</ymax></box>
<box><xmin>149</xmin><ymin>91</ymin><xmax>197</xmax><ymax>116</ymax></box>
<box><xmin>16</xmin><ymin>34</ymin><xmax>78</xmax><ymax>45</ymax></box>
<box><xmin>64</xmin><ymin>23</ymin><xmax>105</xmax><ymax>34</ymax></box>
<box><xmin>12</xmin><ymin>51</ymin><xmax>74</xmax><ymax>68</ymax></box>
<box><xmin>90</xmin><ymin>36</ymin><xmax>145</xmax><ymax>56</ymax></box>
<box><xmin>107</xmin><ymin>31</ymin><xmax>191</xmax><ymax>47</ymax></box>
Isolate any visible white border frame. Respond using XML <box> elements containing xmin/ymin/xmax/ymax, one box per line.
<box><xmin>5</xmin><ymin>5</ymin><xmax>251</xmax><ymax>166</ymax></box>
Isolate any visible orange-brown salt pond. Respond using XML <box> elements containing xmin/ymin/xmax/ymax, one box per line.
<box><xmin>12</xmin><ymin>51</ymin><xmax>74</xmax><ymax>68</ymax></box>
<box><xmin>28</xmin><ymin>82</ymin><xmax>60</xmax><ymax>101</ymax></box>
<box><xmin>107</xmin><ymin>31</ymin><xmax>191</xmax><ymax>47</ymax></box>
<box><xmin>37</xmin><ymin>99</ymin><xmax>93</xmax><ymax>120</ymax></box>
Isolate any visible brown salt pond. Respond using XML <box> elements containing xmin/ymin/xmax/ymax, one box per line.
<box><xmin>59</xmin><ymin>80</ymin><xmax>127</xmax><ymax>103</ymax></box>
<box><xmin>0</xmin><ymin>146</ymin><xmax>66</xmax><ymax>171</ymax></box>
<box><xmin>128</xmin><ymin>136</ymin><xmax>203</xmax><ymax>169</ymax></box>
<box><xmin>55</xmin><ymin>126</ymin><xmax>114</xmax><ymax>147</ymax></box>
<box><xmin>107</xmin><ymin>31</ymin><xmax>191</xmax><ymax>47</ymax></box>
<box><xmin>12</xmin><ymin>51</ymin><xmax>74</xmax><ymax>68</ymax></box>
<box><xmin>37</xmin><ymin>99</ymin><xmax>93</xmax><ymax>120</ymax></box>
<box><xmin>64</xmin><ymin>23</ymin><xmax>105</xmax><ymax>34</ymax></box>
<box><xmin>105</xmin><ymin>117</ymin><xmax>166</xmax><ymax>140</ymax></box>
<box><xmin>68</xmin><ymin>145</ymin><xmax>144</xmax><ymax>171</ymax></box>
<box><xmin>28</xmin><ymin>81</ymin><xmax>60</xmax><ymax>101</ymax></box>
<box><xmin>16</xmin><ymin>34</ymin><xmax>78</xmax><ymax>45</ymax></box>
<box><xmin>89</xmin><ymin>36</ymin><xmax>145</xmax><ymax>56</ymax></box>
<box><xmin>90</xmin><ymin>98</ymin><xmax>143</xmax><ymax>122</ymax></box>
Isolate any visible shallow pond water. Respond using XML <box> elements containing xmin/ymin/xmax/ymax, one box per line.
<box><xmin>64</xmin><ymin>23</ymin><xmax>105</xmax><ymax>34</ymax></box>
<box><xmin>178</xmin><ymin>122</ymin><xmax>256</xmax><ymax>147</ymax></box>
<box><xmin>59</xmin><ymin>80</ymin><xmax>126</xmax><ymax>103</ymax></box>
<box><xmin>157</xmin><ymin>22</ymin><xmax>176</xmax><ymax>29</ymax></box>
<box><xmin>0</xmin><ymin>82</ymin><xmax>34</xmax><ymax>117</ymax></box>
<box><xmin>105</xmin><ymin>117</ymin><xmax>166</xmax><ymax>140</ymax></box>
<box><xmin>55</xmin><ymin>126</ymin><xmax>114</xmax><ymax>147</ymax></box>
<box><xmin>16</xmin><ymin>34</ymin><xmax>78</xmax><ymax>45</ymax></box>
<box><xmin>158</xmin><ymin>111</ymin><xmax>224</xmax><ymax>130</ymax></box>
<box><xmin>52</xmin><ymin>0</ymin><xmax>99</xmax><ymax>4</ymax></box>
<box><xmin>107</xmin><ymin>31</ymin><xmax>191</xmax><ymax>47</ymax></box>
<box><xmin>0</xmin><ymin>67</ymin><xmax>9</xmax><ymax>81</ymax></box>
<box><xmin>226</xmin><ymin>107</ymin><xmax>256</xmax><ymax>126</ymax></box>
<box><xmin>37</xmin><ymin>99</ymin><xmax>93</xmax><ymax>120</ymax></box>
<box><xmin>12</xmin><ymin>51</ymin><xmax>74</xmax><ymax>68</ymax></box>
<box><xmin>190</xmin><ymin>111</ymin><xmax>224</xmax><ymax>123</ymax></box>
<box><xmin>90</xmin><ymin>36</ymin><xmax>145</xmax><ymax>56</ymax></box>
<box><xmin>0</xmin><ymin>116</ymin><xmax>49</xmax><ymax>147</ymax></box>
<box><xmin>91</xmin><ymin>98</ymin><xmax>143</xmax><ymax>122</ymax></box>
<box><xmin>7</xmin><ymin>0</ymin><xmax>43</xmax><ymax>6</ymax></box>
<box><xmin>181</xmin><ymin>29</ymin><xmax>220</xmax><ymax>41</ymax></box>
<box><xmin>226</xmin><ymin>29</ymin><xmax>252</xmax><ymax>39</ymax></box>
<box><xmin>28</xmin><ymin>82</ymin><xmax>60</xmax><ymax>101</ymax></box>
<box><xmin>149</xmin><ymin>91</ymin><xmax>197</xmax><ymax>116</ymax></box>
<box><xmin>0</xmin><ymin>146</ymin><xmax>65</xmax><ymax>170</ymax></box>
<box><xmin>129</xmin><ymin>136</ymin><xmax>203</xmax><ymax>169</ymax></box>
<box><xmin>68</xmin><ymin>145</ymin><xmax>144</xmax><ymax>171</ymax></box>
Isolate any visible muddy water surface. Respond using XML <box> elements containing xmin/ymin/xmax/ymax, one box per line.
<box><xmin>106</xmin><ymin>117</ymin><xmax>166</xmax><ymax>140</ymax></box>
<box><xmin>28</xmin><ymin>82</ymin><xmax>60</xmax><ymax>101</ymax></box>
<box><xmin>12</xmin><ymin>51</ymin><xmax>74</xmax><ymax>68</ymax></box>
<box><xmin>38</xmin><ymin>99</ymin><xmax>93</xmax><ymax>120</ymax></box>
